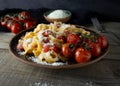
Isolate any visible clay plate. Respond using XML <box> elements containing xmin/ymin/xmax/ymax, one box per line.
<box><xmin>9</xmin><ymin>26</ymin><xmax>109</xmax><ymax>69</ymax></box>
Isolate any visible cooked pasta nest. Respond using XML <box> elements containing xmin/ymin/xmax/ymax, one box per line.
<box><xmin>17</xmin><ymin>22</ymin><xmax>91</xmax><ymax>64</ymax></box>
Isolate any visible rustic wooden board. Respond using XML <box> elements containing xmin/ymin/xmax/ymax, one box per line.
<box><xmin>0</xmin><ymin>49</ymin><xmax>120</xmax><ymax>86</ymax></box>
<box><xmin>0</xmin><ymin>32</ymin><xmax>14</xmax><ymax>49</ymax></box>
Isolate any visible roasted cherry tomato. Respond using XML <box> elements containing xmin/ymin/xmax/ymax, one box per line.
<box><xmin>85</xmin><ymin>38</ymin><xmax>92</xmax><ymax>44</ymax></box>
<box><xmin>62</xmin><ymin>43</ymin><xmax>76</xmax><ymax>59</ymax></box>
<box><xmin>97</xmin><ymin>35</ymin><xmax>108</xmax><ymax>49</ymax></box>
<box><xmin>17</xmin><ymin>43</ymin><xmax>24</xmax><ymax>51</ymax></box>
<box><xmin>43</xmin><ymin>45</ymin><xmax>50</xmax><ymax>52</ymax></box>
<box><xmin>42</xmin><ymin>31</ymin><xmax>48</xmax><ymax>37</ymax></box>
<box><xmin>53</xmin><ymin>44</ymin><xmax>60</xmax><ymax>53</ymax></box>
<box><xmin>25</xmin><ymin>19</ymin><xmax>37</xmax><ymax>29</ymax></box>
<box><xmin>67</xmin><ymin>34</ymin><xmax>82</xmax><ymax>45</ymax></box>
<box><xmin>57</xmin><ymin>35</ymin><xmax>66</xmax><ymax>43</ymax></box>
<box><xmin>11</xmin><ymin>21</ymin><xmax>23</xmax><ymax>34</ymax></box>
<box><xmin>89</xmin><ymin>42</ymin><xmax>101</xmax><ymax>57</ymax></box>
<box><xmin>75</xmin><ymin>47</ymin><xmax>91</xmax><ymax>63</ymax></box>
<box><xmin>43</xmin><ymin>38</ymin><xmax>49</xmax><ymax>43</ymax></box>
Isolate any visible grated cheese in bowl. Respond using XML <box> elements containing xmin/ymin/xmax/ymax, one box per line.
<box><xmin>47</xmin><ymin>10</ymin><xmax>71</xmax><ymax>19</ymax></box>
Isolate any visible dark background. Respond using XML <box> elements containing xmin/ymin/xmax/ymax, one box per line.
<box><xmin>0</xmin><ymin>0</ymin><xmax>120</xmax><ymax>25</ymax></box>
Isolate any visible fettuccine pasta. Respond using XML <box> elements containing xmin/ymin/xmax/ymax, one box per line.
<box><xmin>17</xmin><ymin>22</ymin><xmax>90</xmax><ymax>63</ymax></box>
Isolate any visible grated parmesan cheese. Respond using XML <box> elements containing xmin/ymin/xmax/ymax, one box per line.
<box><xmin>47</xmin><ymin>10</ymin><xmax>70</xmax><ymax>18</ymax></box>
<box><xmin>31</xmin><ymin>56</ymin><xmax>68</xmax><ymax>66</ymax></box>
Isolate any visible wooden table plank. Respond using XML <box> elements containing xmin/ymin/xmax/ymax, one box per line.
<box><xmin>0</xmin><ymin>32</ymin><xmax>14</xmax><ymax>49</ymax></box>
<box><xmin>0</xmin><ymin>49</ymin><xmax>120</xmax><ymax>86</ymax></box>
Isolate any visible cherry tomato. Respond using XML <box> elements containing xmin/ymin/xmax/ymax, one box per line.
<box><xmin>25</xmin><ymin>21</ymin><xmax>33</xmax><ymax>29</ymax></box>
<box><xmin>90</xmin><ymin>42</ymin><xmax>101</xmax><ymax>57</ymax></box>
<box><xmin>25</xmin><ymin>19</ymin><xmax>37</xmax><ymax>29</ymax></box>
<box><xmin>57</xmin><ymin>35</ymin><xmax>66</xmax><ymax>43</ymax></box>
<box><xmin>11</xmin><ymin>21</ymin><xmax>23</xmax><ymax>34</ymax></box>
<box><xmin>43</xmin><ymin>38</ymin><xmax>49</xmax><ymax>43</ymax></box>
<box><xmin>97</xmin><ymin>35</ymin><xmax>108</xmax><ymax>49</ymax></box>
<box><xmin>6</xmin><ymin>19</ymin><xmax>14</xmax><ymax>31</ymax></box>
<box><xmin>17</xmin><ymin>43</ymin><xmax>24</xmax><ymax>51</ymax></box>
<box><xmin>0</xmin><ymin>18</ymin><xmax>7</xmax><ymax>27</ymax></box>
<box><xmin>75</xmin><ymin>47</ymin><xmax>91</xmax><ymax>63</ymax></box>
<box><xmin>62</xmin><ymin>43</ymin><xmax>76</xmax><ymax>59</ymax></box>
<box><xmin>85</xmin><ymin>38</ymin><xmax>92</xmax><ymax>44</ymax></box>
<box><xmin>0</xmin><ymin>15</ymin><xmax>11</xmax><ymax>27</ymax></box>
<box><xmin>67</xmin><ymin>34</ymin><xmax>82</xmax><ymax>45</ymax></box>
<box><xmin>42</xmin><ymin>31</ymin><xmax>48</xmax><ymax>37</ymax></box>
<box><xmin>19</xmin><ymin>11</ymin><xmax>30</xmax><ymax>20</ymax></box>
<box><xmin>31</xmin><ymin>18</ymin><xmax>37</xmax><ymax>25</ymax></box>
<box><xmin>43</xmin><ymin>45</ymin><xmax>50</xmax><ymax>52</ymax></box>
<box><xmin>53</xmin><ymin>44</ymin><xmax>60</xmax><ymax>53</ymax></box>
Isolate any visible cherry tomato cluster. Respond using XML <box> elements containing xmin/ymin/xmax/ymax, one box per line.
<box><xmin>61</xmin><ymin>32</ymin><xmax>108</xmax><ymax>63</ymax></box>
<box><xmin>0</xmin><ymin>11</ymin><xmax>37</xmax><ymax>34</ymax></box>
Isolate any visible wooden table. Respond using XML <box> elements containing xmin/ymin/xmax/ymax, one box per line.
<box><xmin>0</xmin><ymin>22</ymin><xmax>120</xmax><ymax>86</ymax></box>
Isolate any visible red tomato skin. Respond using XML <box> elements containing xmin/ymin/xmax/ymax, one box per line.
<box><xmin>53</xmin><ymin>44</ymin><xmax>60</xmax><ymax>53</ymax></box>
<box><xmin>43</xmin><ymin>38</ymin><xmax>49</xmax><ymax>43</ymax></box>
<box><xmin>6</xmin><ymin>19</ymin><xmax>14</xmax><ymax>31</ymax></box>
<box><xmin>11</xmin><ymin>22</ymin><xmax>22</xmax><ymax>34</ymax></box>
<box><xmin>67</xmin><ymin>34</ymin><xmax>82</xmax><ymax>45</ymax></box>
<box><xmin>90</xmin><ymin>42</ymin><xmax>101</xmax><ymax>57</ymax></box>
<box><xmin>25</xmin><ymin>21</ymin><xmax>33</xmax><ymax>29</ymax></box>
<box><xmin>17</xmin><ymin>43</ymin><xmax>24</xmax><ymax>51</ymax></box>
<box><xmin>42</xmin><ymin>31</ymin><xmax>48</xmax><ymax>37</ymax></box>
<box><xmin>75</xmin><ymin>47</ymin><xmax>91</xmax><ymax>63</ymax></box>
<box><xmin>85</xmin><ymin>38</ymin><xmax>92</xmax><ymax>44</ymax></box>
<box><xmin>97</xmin><ymin>35</ymin><xmax>108</xmax><ymax>49</ymax></box>
<box><xmin>14</xmin><ymin>16</ymin><xmax>19</xmax><ymax>21</ymax></box>
<box><xmin>57</xmin><ymin>35</ymin><xmax>66</xmax><ymax>43</ymax></box>
<box><xmin>25</xmin><ymin>19</ymin><xmax>37</xmax><ymax>29</ymax></box>
<box><xmin>0</xmin><ymin>18</ymin><xmax>7</xmax><ymax>27</ymax></box>
<box><xmin>62</xmin><ymin>43</ymin><xmax>71</xmax><ymax>58</ymax></box>
<box><xmin>43</xmin><ymin>45</ymin><xmax>50</xmax><ymax>52</ymax></box>
<box><xmin>62</xmin><ymin>43</ymin><xmax>76</xmax><ymax>59</ymax></box>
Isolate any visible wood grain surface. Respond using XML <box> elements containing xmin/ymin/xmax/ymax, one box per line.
<box><xmin>0</xmin><ymin>22</ymin><xmax>120</xmax><ymax>86</ymax></box>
